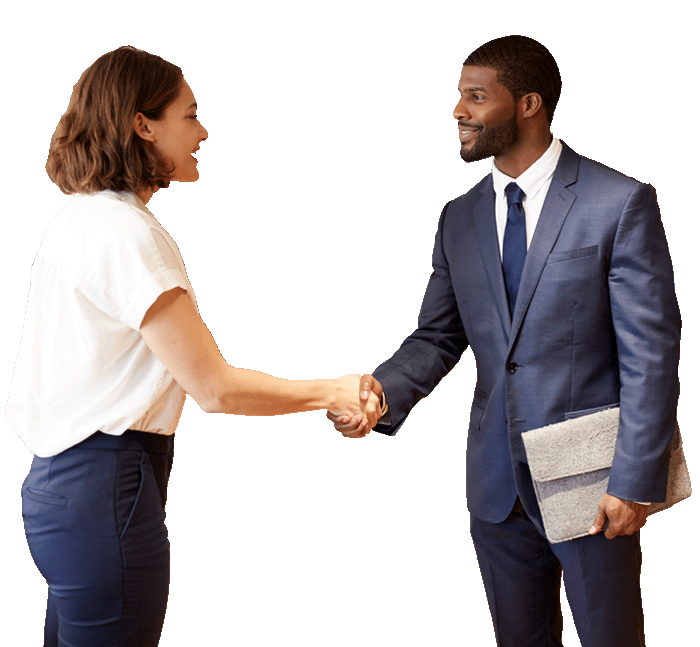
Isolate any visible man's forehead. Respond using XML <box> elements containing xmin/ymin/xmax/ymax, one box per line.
<box><xmin>459</xmin><ymin>65</ymin><xmax>500</xmax><ymax>88</ymax></box>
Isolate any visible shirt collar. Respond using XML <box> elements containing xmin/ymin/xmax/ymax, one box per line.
<box><xmin>492</xmin><ymin>137</ymin><xmax>562</xmax><ymax>201</ymax></box>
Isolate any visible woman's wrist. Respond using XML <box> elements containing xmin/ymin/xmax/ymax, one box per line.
<box><xmin>321</xmin><ymin>378</ymin><xmax>340</xmax><ymax>412</ymax></box>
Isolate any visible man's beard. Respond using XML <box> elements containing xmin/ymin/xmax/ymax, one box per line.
<box><xmin>460</xmin><ymin>113</ymin><xmax>519</xmax><ymax>163</ymax></box>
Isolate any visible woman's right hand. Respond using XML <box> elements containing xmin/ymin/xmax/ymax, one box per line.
<box><xmin>327</xmin><ymin>374</ymin><xmax>381</xmax><ymax>438</ymax></box>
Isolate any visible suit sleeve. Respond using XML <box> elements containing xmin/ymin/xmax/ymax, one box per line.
<box><xmin>607</xmin><ymin>183</ymin><xmax>681</xmax><ymax>502</ymax></box>
<box><xmin>373</xmin><ymin>202</ymin><xmax>469</xmax><ymax>436</ymax></box>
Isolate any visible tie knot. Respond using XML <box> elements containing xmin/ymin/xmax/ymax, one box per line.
<box><xmin>505</xmin><ymin>182</ymin><xmax>525</xmax><ymax>207</ymax></box>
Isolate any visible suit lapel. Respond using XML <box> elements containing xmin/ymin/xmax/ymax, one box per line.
<box><xmin>474</xmin><ymin>175</ymin><xmax>512</xmax><ymax>339</ymax></box>
<box><xmin>508</xmin><ymin>142</ymin><xmax>580</xmax><ymax>350</ymax></box>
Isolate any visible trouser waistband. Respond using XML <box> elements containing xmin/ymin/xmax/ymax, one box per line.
<box><xmin>72</xmin><ymin>430</ymin><xmax>174</xmax><ymax>455</ymax></box>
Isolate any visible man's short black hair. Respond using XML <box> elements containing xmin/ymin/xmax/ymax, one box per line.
<box><xmin>464</xmin><ymin>35</ymin><xmax>562</xmax><ymax>124</ymax></box>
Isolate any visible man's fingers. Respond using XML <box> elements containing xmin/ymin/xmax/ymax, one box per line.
<box><xmin>359</xmin><ymin>374</ymin><xmax>384</xmax><ymax>401</ymax></box>
<box><xmin>589</xmin><ymin>508</ymin><xmax>607</xmax><ymax>535</ymax></box>
<box><xmin>604</xmin><ymin>522</ymin><xmax>619</xmax><ymax>540</ymax></box>
<box><xmin>588</xmin><ymin>508</ymin><xmax>619</xmax><ymax>539</ymax></box>
<box><xmin>360</xmin><ymin>374</ymin><xmax>373</xmax><ymax>401</ymax></box>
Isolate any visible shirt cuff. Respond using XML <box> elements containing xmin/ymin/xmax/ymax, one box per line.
<box><xmin>376</xmin><ymin>392</ymin><xmax>391</xmax><ymax>425</ymax></box>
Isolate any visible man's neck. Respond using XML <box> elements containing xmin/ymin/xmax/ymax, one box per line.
<box><xmin>493</xmin><ymin>133</ymin><xmax>553</xmax><ymax>179</ymax></box>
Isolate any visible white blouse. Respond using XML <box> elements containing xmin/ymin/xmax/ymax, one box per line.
<box><xmin>6</xmin><ymin>190</ymin><xmax>194</xmax><ymax>457</ymax></box>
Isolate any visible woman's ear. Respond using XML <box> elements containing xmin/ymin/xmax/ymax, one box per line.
<box><xmin>133</xmin><ymin>112</ymin><xmax>156</xmax><ymax>142</ymax></box>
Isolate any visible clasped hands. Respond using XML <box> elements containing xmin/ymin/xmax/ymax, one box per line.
<box><xmin>327</xmin><ymin>374</ymin><xmax>384</xmax><ymax>438</ymax></box>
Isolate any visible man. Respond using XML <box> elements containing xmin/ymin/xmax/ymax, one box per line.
<box><xmin>328</xmin><ymin>35</ymin><xmax>680</xmax><ymax>646</ymax></box>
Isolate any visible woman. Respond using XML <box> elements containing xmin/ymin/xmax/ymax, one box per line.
<box><xmin>7</xmin><ymin>46</ymin><xmax>381</xmax><ymax>647</ymax></box>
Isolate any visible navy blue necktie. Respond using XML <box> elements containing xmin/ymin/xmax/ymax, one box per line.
<box><xmin>502</xmin><ymin>182</ymin><xmax>527</xmax><ymax>315</ymax></box>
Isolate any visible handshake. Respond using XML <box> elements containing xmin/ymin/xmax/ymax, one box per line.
<box><xmin>326</xmin><ymin>374</ymin><xmax>385</xmax><ymax>438</ymax></box>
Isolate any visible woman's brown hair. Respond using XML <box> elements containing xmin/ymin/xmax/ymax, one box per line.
<box><xmin>46</xmin><ymin>46</ymin><xmax>183</xmax><ymax>195</ymax></box>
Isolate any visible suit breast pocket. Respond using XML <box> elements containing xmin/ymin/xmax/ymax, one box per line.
<box><xmin>547</xmin><ymin>245</ymin><xmax>598</xmax><ymax>264</ymax></box>
<box><xmin>542</xmin><ymin>245</ymin><xmax>601</xmax><ymax>288</ymax></box>
<box><xmin>534</xmin><ymin>244</ymin><xmax>608</xmax><ymax>319</ymax></box>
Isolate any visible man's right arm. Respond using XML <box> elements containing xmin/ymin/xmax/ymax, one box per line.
<box><xmin>329</xmin><ymin>202</ymin><xmax>469</xmax><ymax>436</ymax></box>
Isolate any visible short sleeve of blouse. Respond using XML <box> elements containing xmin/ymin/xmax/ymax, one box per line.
<box><xmin>56</xmin><ymin>194</ymin><xmax>190</xmax><ymax>331</ymax></box>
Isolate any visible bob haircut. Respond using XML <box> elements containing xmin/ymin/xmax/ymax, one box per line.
<box><xmin>46</xmin><ymin>46</ymin><xmax>183</xmax><ymax>195</ymax></box>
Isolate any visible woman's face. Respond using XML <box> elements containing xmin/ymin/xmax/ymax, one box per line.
<box><xmin>146</xmin><ymin>79</ymin><xmax>208</xmax><ymax>182</ymax></box>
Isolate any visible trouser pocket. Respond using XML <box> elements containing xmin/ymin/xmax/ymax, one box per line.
<box><xmin>115</xmin><ymin>450</ymin><xmax>145</xmax><ymax>541</ymax></box>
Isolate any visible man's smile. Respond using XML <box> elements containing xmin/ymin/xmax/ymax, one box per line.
<box><xmin>459</xmin><ymin>122</ymin><xmax>481</xmax><ymax>143</ymax></box>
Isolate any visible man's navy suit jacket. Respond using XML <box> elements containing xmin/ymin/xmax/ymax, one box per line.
<box><xmin>373</xmin><ymin>142</ymin><xmax>681</xmax><ymax>532</ymax></box>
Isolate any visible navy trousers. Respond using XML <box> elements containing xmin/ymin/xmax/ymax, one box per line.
<box><xmin>470</xmin><ymin>501</ymin><xmax>644</xmax><ymax>647</ymax></box>
<box><xmin>21</xmin><ymin>430</ymin><xmax>174</xmax><ymax>647</ymax></box>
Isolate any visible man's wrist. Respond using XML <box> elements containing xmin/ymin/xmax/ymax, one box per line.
<box><xmin>379</xmin><ymin>391</ymin><xmax>389</xmax><ymax>417</ymax></box>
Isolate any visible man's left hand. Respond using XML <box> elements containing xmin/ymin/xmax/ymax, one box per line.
<box><xmin>589</xmin><ymin>494</ymin><xmax>650</xmax><ymax>539</ymax></box>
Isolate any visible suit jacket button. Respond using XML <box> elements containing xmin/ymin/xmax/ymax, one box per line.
<box><xmin>506</xmin><ymin>362</ymin><xmax>518</xmax><ymax>373</ymax></box>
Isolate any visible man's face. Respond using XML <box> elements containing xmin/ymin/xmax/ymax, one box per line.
<box><xmin>454</xmin><ymin>65</ymin><xmax>519</xmax><ymax>163</ymax></box>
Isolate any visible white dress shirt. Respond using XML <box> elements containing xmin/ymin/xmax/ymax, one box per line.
<box><xmin>491</xmin><ymin>137</ymin><xmax>562</xmax><ymax>256</ymax></box>
<box><xmin>7</xmin><ymin>190</ymin><xmax>193</xmax><ymax>457</ymax></box>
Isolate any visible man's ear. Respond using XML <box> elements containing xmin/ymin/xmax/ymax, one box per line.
<box><xmin>520</xmin><ymin>92</ymin><xmax>545</xmax><ymax>120</ymax></box>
